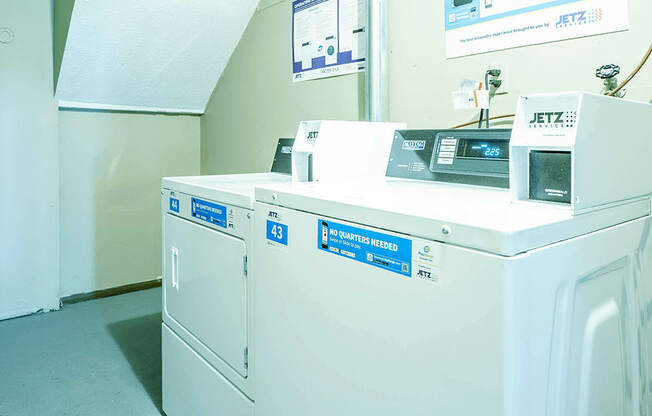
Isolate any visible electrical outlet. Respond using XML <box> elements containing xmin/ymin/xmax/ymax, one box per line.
<box><xmin>485</xmin><ymin>63</ymin><xmax>508</xmax><ymax>95</ymax></box>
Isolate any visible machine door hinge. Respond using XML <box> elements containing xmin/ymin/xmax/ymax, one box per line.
<box><xmin>243</xmin><ymin>256</ymin><xmax>248</xmax><ymax>277</ymax></box>
<box><xmin>244</xmin><ymin>347</ymin><xmax>249</xmax><ymax>370</ymax></box>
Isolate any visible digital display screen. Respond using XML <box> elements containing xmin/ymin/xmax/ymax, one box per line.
<box><xmin>455</xmin><ymin>139</ymin><xmax>509</xmax><ymax>160</ymax></box>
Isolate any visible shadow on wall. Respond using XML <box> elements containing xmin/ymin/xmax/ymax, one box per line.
<box><xmin>358</xmin><ymin>72</ymin><xmax>367</xmax><ymax>120</ymax></box>
<box><xmin>108</xmin><ymin>313</ymin><xmax>164</xmax><ymax>415</ymax></box>
<box><xmin>91</xmin><ymin>142</ymin><xmax>162</xmax><ymax>293</ymax></box>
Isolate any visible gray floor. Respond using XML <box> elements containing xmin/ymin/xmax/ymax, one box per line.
<box><xmin>0</xmin><ymin>288</ymin><xmax>163</xmax><ymax>416</ymax></box>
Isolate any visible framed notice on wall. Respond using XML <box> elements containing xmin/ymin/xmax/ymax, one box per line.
<box><xmin>292</xmin><ymin>0</ymin><xmax>367</xmax><ymax>82</ymax></box>
<box><xmin>444</xmin><ymin>0</ymin><xmax>629</xmax><ymax>58</ymax></box>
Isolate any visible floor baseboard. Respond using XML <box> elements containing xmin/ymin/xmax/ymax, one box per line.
<box><xmin>61</xmin><ymin>279</ymin><xmax>162</xmax><ymax>305</ymax></box>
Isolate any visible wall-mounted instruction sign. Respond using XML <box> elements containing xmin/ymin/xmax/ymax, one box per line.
<box><xmin>445</xmin><ymin>0</ymin><xmax>629</xmax><ymax>58</ymax></box>
<box><xmin>292</xmin><ymin>0</ymin><xmax>367</xmax><ymax>82</ymax></box>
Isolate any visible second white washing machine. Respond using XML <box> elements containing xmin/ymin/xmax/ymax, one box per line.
<box><xmin>253</xmin><ymin>93</ymin><xmax>652</xmax><ymax>415</ymax></box>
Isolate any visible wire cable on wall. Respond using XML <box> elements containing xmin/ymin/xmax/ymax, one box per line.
<box><xmin>608</xmin><ymin>42</ymin><xmax>652</xmax><ymax>97</ymax></box>
<box><xmin>451</xmin><ymin>114</ymin><xmax>515</xmax><ymax>130</ymax></box>
<box><xmin>451</xmin><ymin>42</ymin><xmax>652</xmax><ymax>129</ymax></box>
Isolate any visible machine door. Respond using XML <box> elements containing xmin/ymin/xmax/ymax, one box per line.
<box><xmin>164</xmin><ymin>214</ymin><xmax>248</xmax><ymax>377</ymax></box>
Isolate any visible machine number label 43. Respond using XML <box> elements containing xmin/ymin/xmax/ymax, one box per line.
<box><xmin>317</xmin><ymin>219</ymin><xmax>412</xmax><ymax>277</ymax></box>
<box><xmin>267</xmin><ymin>221</ymin><xmax>288</xmax><ymax>246</ymax></box>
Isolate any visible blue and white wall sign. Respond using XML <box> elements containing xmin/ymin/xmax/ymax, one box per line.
<box><xmin>445</xmin><ymin>0</ymin><xmax>628</xmax><ymax>58</ymax></box>
<box><xmin>292</xmin><ymin>0</ymin><xmax>366</xmax><ymax>82</ymax></box>
<box><xmin>169</xmin><ymin>197</ymin><xmax>180</xmax><ymax>213</ymax></box>
<box><xmin>317</xmin><ymin>219</ymin><xmax>412</xmax><ymax>277</ymax></box>
<box><xmin>191</xmin><ymin>198</ymin><xmax>227</xmax><ymax>228</ymax></box>
<box><xmin>267</xmin><ymin>220</ymin><xmax>289</xmax><ymax>246</ymax></box>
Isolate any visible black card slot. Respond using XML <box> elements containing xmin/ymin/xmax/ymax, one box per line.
<box><xmin>529</xmin><ymin>151</ymin><xmax>572</xmax><ymax>204</ymax></box>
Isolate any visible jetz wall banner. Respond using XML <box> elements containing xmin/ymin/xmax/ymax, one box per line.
<box><xmin>444</xmin><ymin>0</ymin><xmax>629</xmax><ymax>58</ymax></box>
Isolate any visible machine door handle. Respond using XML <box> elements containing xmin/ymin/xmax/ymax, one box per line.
<box><xmin>171</xmin><ymin>246</ymin><xmax>179</xmax><ymax>291</ymax></box>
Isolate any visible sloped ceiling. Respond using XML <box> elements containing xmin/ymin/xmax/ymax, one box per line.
<box><xmin>56</xmin><ymin>0</ymin><xmax>259</xmax><ymax>114</ymax></box>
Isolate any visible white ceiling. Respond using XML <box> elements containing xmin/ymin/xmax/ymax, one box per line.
<box><xmin>56</xmin><ymin>0</ymin><xmax>259</xmax><ymax>114</ymax></box>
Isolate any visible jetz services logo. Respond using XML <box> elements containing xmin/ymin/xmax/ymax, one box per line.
<box><xmin>268</xmin><ymin>211</ymin><xmax>282</xmax><ymax>221</ymax></box>
<box><xmin>417</xmin><ymin>269</ymin><xmax>432</xmax><ymax>280</ymax></box>
<box><xmin>555</xmin><ymin>8</ymin><xmax>602</xmax><ymax>28</ymax></box>
<box><xmin>402</xmin><ymin>140</ymin><xmax>426</xmax><ymax>151</ymax></box>
<box><xmin>528</xmin><ymin>111</ymin><xmax>577</xmax><ymax>129</ymax></box>
<box><xmin>306</xmin><ymin>131</ymin><xmax>319</xmax><ymax>143</ymax></box>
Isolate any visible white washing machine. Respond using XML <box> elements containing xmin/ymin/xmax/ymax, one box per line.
<box><xmin>160</xmin><ymin>121</ymin><xmax>404</xmax><ymax>416</ymax></box>
<box><xmin>161</xmin><ymin>172</ymin><xmax>288</xmax><ymax>416</ymax></box>
<box><xmin>253</xmin><ymin>93</ymin><xmax>652</xmax><ymax>415</ymax></box>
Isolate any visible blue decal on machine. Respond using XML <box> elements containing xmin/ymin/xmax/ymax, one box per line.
<box><xmin>402</xmin><ymin>140</ymin><xmax>426</xmax><ymax>151</ymax></box>
<box><xmin>317</xmin><ymin>219</ymin><xmax>411</xmax><ymax>277</ymax></box>
<box><xmin>267</xmin><ymin>221</ymin><xmax>288</xmax><ymax>246</ymax></box>
<box><xmin>169</xmin><ymin>198</ymin><xmax>180</xmax><ymax>213</ymax></box>
<box><xmin>191</xmin><ymin>198</ymin><xmax>227</xmax><ymax>228</ymax></box>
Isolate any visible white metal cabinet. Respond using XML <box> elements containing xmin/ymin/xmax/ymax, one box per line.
<box><xmin>164</xmin><ymin>213</ymin><xmax>248</xmax><ymax>377</ymax></box>
<box><xmin>162</xmin><ymin>324</ymin><xmax>254</xmax><ymax>416</ymax></box>
<box><xmin>253</xmin><ymin>199</ymin><xmax>652</xmax><ymax>416</ymax></box>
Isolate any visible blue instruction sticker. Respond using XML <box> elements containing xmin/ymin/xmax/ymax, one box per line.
<box><xmin>317</xmin><ymin>219</ymin><xmax>412</xmax><ymax>277</ymax></box>
<box><xmin>169</xmin><ymin>197</ymin><xmax>180</xmax><ymax>213</ymax></box>
<box><xmin>267</xmin><ymin>221</ymin><xmax>288</xmax><ymax>246</ymax></box>
<box><xmin>191</xmin><ymin>198</ymin><xmax>227</xmax><ymax>228</ymax></box>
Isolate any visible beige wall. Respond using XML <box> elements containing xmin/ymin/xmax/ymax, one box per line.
<box><xmin>53</xmin><ymin>0</ymin><xmax>202</xmax><ymax>298</ymax></box>
<box><xmin>200</xmin><ymin>3</ymin><xmax>366</xmax><ymax>175</ymax></box>
<box><xmin>59</xmin><ymin>111</ymin><xmax>200</xmax><ymax>297</ymax></box>
<box><xmin>202</xmin><ymin>0</ymin><xmax>652</xmax><ymax>173</ymax></box>
<box><xmin>389</xmin><ymin>0</ymin><xmax>652</xmax><ymax>128</ymax></box>
<box><xmin>0</xmin><ymin>0</ymin><xmax>60</xmax><ymax>320</ymax></box>
<box><xmin>53</xmin><ymin>0</ymin><xmax>75</xmax><ymax>91</ymax></box>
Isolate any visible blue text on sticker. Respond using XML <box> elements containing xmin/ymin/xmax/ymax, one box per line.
<box><xmin>402</xmin><ymin>140</ymin><xmax>426</xmax><ymax>151</ymax></box>
<box><xmin>191</xmin><ymin>198</ymin><xmax>227</xmax><ymax>228</ymax></box>
<box><xmin>267</xmin><ymin>221</ymin><xmax>288</xmax><ymax>246</ymax></box>
<box><xmin>317</xmin><ymin>219</ymin><xmax>411</xmax><ymax>276</ymax></box>
<box><xmin>169</xmin><ymin>198</ymin><xmax>180</xmax><ymax>213</ymax></box>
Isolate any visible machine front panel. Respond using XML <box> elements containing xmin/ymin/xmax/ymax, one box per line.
<box><xmin>162</xmin><ymin>324</ymin><xmax>254</xmax><ymax>416</ymax></box>
<box><xmin>254</xmin><ymin>202</ymin><xmax>504</xmax><ymax>415</ymax></box>
<box><xmin>387</xmin><ymin>129</ymin><xmax>511</xmax><ymax>188</ymax></box>
<box><xmin>160</xmin><ymin>187</ymin><xmax>257</xmax><ymax>398</ymax></box>
<box><xmin>164</xmin><ymin>213</ymin><xmax>248</xmax><ymax>378</ymax></box>
<box><xmin>254</xmin><ymin>199</ymin><xmax>652</xmax><ymax>416</ymax></box>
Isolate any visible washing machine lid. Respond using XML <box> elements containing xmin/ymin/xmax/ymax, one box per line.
<box><xmin>255</xmin><ymin>180</ymin><xmax>650</xmax><ymax>256</ymax></box>
<box><xmin>163</xmin><ymin>173</ymin><xmax>291</xmax><ymax>210</ymax></box>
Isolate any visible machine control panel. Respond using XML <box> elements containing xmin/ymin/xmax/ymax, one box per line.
<box><xmin>271</xmin><ymin>138</ymin><xmax>295</xmax><ymax>174</ymax></box>
<box><xmin>430</xmin><ymin>130</ymin><xmax>510</xmax><ymax>175</ymax></box>
<box><xmin>387</xmin><ymin>129</ymin><xmax>512</xmax><ymax>188</ymax></box>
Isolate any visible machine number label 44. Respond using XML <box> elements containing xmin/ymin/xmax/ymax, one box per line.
<box><xmin>267</xmin><ymin>221</ymin><xmax>288</xmax><ymax>246</ymax></box>
<box><xmin>169</xmin><ymin>197</ymin><xmax>180</xmax><ymax>213</ymax></box>
<box><xmin>317</xmin><ymin>219</ymin><xmax>413</xmax><ymax>277</ymax></box>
